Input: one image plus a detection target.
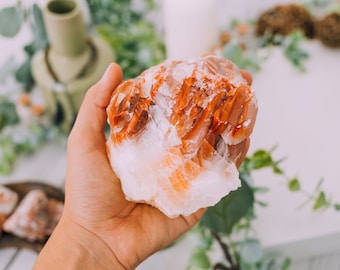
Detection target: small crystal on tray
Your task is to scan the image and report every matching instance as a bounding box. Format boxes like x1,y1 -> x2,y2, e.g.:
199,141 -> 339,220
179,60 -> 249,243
0,186 -> 19,235
3,190 -> 49,242
2,188 -> 64,242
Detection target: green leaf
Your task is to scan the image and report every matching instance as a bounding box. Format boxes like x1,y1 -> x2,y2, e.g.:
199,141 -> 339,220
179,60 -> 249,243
333,204 -> 340,211
15,58 -> 34,87
238,171 -> 254,186
0,138 -> 17,175
253,186 -> 270,194
32,4 -> 48,50
0,56 -> 16,83
273,165 -> 284,174
288,178 -> 301,192
187,248 -> 211,269
0,99 -> 19,131
281,257 -> 292,270
223,42 -> 243,64
223,42 -> 261,74
0,6 -> 23,37
201,179 -> 254,234
199,234 -> 213,250
256,200 -> 268,207
23,43 -> 36,57
313,191 -> 327,210
250,149 -> 274,170
283,30 -> 309,71
240,238 -> 263,264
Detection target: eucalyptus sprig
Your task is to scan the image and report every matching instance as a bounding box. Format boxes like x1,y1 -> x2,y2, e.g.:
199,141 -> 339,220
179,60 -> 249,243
0,1 -> 48,91
0,3 -> 23,38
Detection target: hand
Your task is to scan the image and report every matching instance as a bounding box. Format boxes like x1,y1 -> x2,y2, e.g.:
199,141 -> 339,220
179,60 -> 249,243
34,63 -> 205,270
34,63 -> 252,270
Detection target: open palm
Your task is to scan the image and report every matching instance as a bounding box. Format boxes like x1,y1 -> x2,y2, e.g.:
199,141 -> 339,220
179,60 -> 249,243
64,63 -> 205,269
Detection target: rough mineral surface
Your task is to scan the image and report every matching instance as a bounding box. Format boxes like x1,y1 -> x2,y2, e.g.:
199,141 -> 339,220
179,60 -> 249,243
0,186 -> 19,216
0,186 -> 19,234
106,54 -> 258,217
3,189 -> 49,241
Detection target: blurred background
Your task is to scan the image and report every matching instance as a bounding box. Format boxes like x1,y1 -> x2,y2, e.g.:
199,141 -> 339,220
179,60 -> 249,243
1,0 -> 340,269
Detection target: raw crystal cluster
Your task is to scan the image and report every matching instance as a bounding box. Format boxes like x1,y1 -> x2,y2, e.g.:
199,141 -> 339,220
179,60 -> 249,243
0,186 -> 19,234
106,54 -> 257,217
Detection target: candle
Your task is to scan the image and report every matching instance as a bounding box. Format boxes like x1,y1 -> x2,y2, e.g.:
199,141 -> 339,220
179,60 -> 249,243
163,0 -> 218,59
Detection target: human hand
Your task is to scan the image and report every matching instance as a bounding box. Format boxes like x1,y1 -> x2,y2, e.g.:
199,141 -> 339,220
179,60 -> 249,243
34,63 -> 205,270
34,63 -> 253,270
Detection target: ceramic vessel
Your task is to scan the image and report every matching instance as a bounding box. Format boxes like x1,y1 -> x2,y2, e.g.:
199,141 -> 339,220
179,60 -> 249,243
32,0 -> 115,132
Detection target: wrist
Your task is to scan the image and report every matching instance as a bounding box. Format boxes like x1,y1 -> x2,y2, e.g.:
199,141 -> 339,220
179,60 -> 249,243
34,216 -> 127,270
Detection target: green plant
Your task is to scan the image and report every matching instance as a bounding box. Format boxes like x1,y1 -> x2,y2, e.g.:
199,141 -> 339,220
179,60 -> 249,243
0,1 -> 53,175
86,0 -> 166,79
0,0 -> 166,174
222,41 -> 262,75
0,98 -> 20,131
186,147 -> 340,270
0,121 -> 62,175
0,1 -> 48,91
258,30 -> 309,72
218,20 -> 309,74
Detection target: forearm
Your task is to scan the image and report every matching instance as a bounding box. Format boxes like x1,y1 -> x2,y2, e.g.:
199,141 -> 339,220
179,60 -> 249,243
33,217 -> 126,270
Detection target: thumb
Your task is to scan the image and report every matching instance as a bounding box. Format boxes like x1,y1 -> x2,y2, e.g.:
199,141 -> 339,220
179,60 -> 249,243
69,63 -> 123,144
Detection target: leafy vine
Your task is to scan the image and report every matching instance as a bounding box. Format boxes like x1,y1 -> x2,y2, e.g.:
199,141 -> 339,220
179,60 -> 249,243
187,147 -> 340,270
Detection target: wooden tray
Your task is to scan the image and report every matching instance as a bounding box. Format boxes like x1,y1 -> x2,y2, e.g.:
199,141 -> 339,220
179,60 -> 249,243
0,181 -> 64,252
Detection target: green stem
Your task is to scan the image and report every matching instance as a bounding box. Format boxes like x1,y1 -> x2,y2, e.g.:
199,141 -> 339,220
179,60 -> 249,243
212,232 -> 236,268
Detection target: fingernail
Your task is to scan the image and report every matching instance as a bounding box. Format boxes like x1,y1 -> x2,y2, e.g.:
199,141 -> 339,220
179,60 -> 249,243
101,63 -> 114,81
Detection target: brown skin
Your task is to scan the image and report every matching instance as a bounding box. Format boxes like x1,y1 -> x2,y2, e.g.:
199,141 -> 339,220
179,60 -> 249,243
34,63 -> 252,270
